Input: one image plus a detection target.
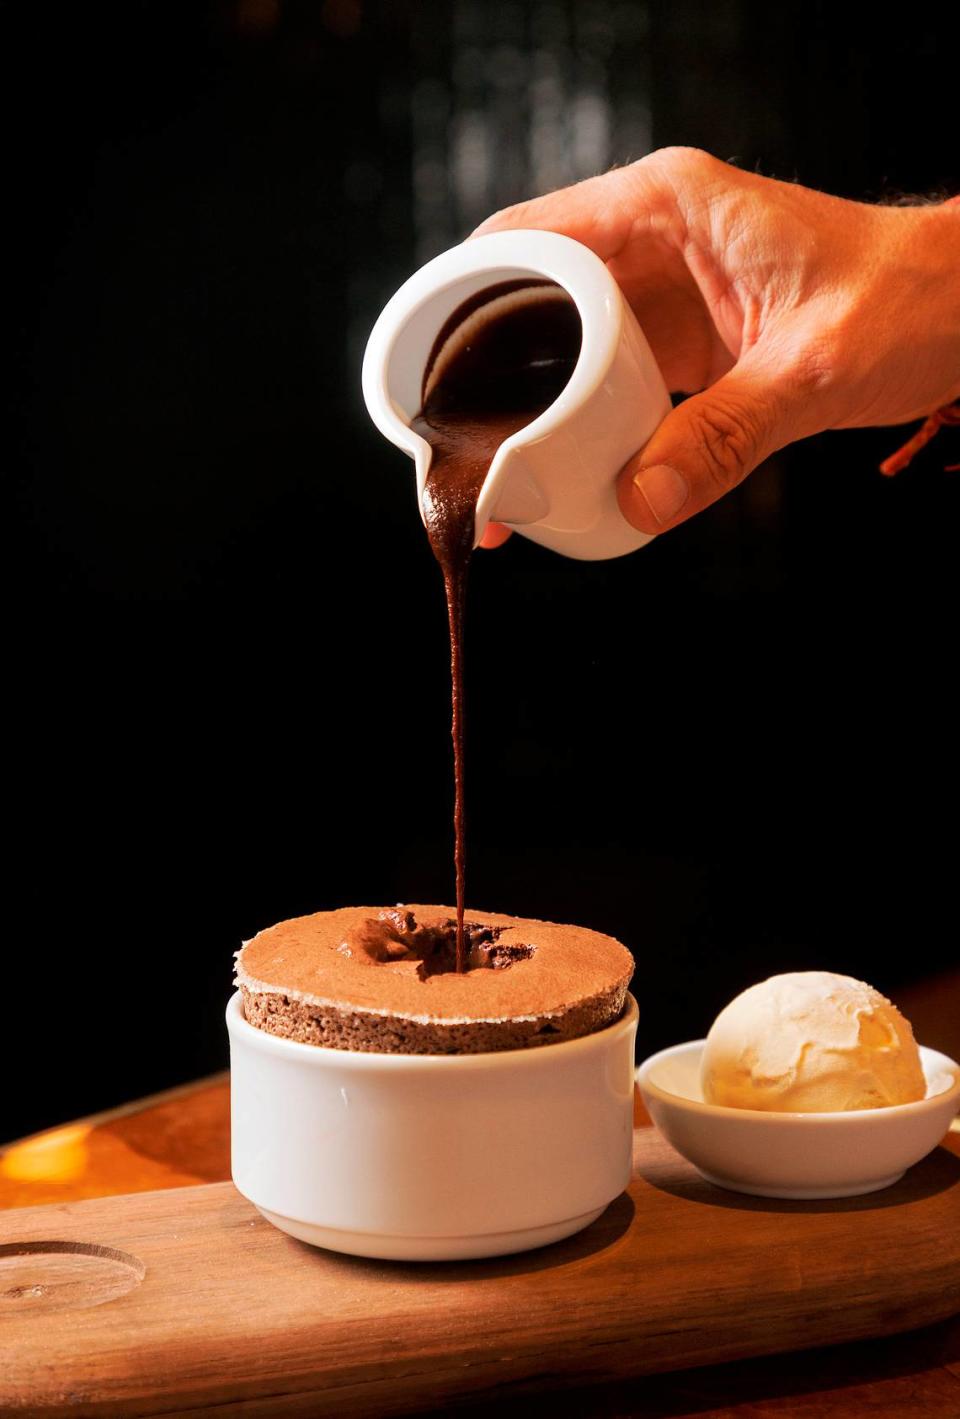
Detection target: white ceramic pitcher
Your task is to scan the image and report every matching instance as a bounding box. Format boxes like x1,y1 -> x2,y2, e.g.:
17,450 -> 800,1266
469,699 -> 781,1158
361,229 -> 671,560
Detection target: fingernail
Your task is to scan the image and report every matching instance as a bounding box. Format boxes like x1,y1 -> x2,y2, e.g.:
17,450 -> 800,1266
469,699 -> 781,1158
632,464 -> 689,527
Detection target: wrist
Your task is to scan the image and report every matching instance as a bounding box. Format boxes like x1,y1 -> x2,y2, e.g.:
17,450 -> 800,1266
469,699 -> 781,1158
874,200 -> 960,471
912,201 -> 960,404
872,200 -> 960,412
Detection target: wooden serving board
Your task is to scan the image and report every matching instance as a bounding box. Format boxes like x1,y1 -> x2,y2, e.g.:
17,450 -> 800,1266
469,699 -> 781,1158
3,1129 -> 959,1418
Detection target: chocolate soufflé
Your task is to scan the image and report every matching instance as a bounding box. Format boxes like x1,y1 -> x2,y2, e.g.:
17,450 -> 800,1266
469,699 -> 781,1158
235,904 -> 634,1055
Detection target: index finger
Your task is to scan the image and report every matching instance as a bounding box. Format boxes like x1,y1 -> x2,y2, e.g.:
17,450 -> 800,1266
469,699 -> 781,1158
470,162 -> 658,264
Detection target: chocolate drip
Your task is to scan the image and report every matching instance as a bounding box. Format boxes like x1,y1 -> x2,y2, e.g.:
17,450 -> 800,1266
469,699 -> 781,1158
411,281 -> 581,971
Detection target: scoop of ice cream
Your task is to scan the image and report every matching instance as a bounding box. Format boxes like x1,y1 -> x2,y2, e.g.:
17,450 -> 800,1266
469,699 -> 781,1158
701,971 -> 927,1112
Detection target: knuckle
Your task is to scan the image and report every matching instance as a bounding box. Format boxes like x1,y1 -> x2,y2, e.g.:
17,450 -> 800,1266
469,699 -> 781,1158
691,397 -> 764,491
641,148 -> 740,230
648,145 -> 715,178
791,338 -> 838,397
771,315 -> 850,416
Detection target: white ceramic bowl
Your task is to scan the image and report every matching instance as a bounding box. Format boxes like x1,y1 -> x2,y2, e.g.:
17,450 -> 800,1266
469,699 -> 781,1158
637,1039 -> 960,1199
228,992 -> 637,1261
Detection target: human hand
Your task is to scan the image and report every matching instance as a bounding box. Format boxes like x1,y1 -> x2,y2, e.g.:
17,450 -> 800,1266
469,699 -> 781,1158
473,148 -> 960,539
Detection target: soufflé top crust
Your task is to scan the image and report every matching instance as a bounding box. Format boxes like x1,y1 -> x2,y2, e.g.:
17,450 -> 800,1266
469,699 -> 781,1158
235,904 -> 634,1055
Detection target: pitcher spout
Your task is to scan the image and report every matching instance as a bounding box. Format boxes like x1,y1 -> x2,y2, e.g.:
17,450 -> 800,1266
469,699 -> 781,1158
475,446 -> 551,544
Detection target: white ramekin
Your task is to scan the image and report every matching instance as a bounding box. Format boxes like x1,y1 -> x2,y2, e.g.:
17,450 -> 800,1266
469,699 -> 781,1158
637,1039 -> 960,1199
227,991 -> 638,1261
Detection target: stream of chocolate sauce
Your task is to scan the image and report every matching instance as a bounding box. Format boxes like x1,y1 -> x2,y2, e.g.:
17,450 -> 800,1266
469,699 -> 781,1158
410,280 -> 581,971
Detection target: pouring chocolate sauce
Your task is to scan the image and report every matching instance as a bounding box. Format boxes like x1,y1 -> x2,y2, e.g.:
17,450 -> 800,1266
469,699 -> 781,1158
411,281 -> 581,970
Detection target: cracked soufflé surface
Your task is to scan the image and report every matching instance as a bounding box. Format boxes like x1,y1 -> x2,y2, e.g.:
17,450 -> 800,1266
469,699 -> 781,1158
235,904 -> 634,1054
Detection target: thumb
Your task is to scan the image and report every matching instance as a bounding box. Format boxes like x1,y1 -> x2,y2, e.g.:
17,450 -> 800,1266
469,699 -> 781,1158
617,360 -> 800,535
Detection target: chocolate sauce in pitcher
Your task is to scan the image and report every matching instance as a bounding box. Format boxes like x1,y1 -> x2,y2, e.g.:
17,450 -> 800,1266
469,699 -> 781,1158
410,281 -> 581,970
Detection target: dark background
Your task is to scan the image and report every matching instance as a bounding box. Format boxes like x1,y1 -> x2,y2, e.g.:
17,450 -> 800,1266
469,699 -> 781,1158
5,1 -> 958,1142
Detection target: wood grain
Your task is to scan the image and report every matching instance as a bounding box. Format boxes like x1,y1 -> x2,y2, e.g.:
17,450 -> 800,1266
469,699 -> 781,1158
0,1074 -> 231,1210
3,1129 -> 959,1418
